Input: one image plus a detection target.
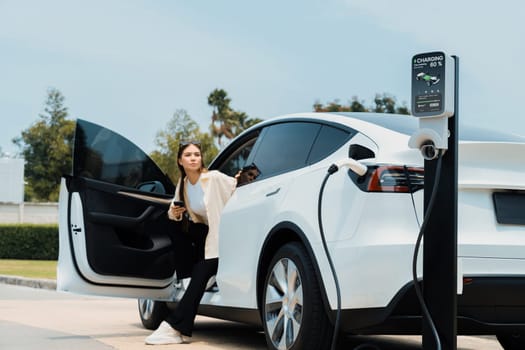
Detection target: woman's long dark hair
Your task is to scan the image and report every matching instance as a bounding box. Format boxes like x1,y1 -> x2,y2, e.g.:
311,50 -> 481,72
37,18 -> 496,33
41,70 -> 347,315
176,142 -> 206,232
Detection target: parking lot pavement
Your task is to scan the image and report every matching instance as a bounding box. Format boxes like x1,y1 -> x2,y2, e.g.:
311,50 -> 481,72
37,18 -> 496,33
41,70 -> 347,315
0,320 -> 114,350
0,283 -> 268,350
0,279 -> 503,349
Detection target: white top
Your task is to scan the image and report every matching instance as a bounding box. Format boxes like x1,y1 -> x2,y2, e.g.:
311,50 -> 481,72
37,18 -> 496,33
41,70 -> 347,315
186,179 -> 207,218
170,170 -> 237,259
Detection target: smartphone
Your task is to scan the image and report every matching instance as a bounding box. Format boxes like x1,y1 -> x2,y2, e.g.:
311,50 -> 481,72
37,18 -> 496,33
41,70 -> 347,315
172,200 -> 185,207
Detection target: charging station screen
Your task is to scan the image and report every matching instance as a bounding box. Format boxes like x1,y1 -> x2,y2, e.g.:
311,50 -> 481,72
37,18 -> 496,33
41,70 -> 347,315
415,93 -> 442,114
412,52 -> 448,117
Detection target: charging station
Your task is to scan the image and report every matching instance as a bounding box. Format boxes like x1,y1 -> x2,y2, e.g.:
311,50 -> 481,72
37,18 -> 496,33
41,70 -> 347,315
409,52 -> 459,350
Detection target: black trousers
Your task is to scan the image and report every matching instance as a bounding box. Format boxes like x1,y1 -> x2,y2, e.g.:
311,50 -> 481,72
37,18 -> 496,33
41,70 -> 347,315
165,258 -> 218,336
165,222 -> 218,336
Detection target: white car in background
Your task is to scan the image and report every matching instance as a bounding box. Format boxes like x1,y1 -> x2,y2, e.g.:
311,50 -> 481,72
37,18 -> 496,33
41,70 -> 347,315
58,112 -> 525,350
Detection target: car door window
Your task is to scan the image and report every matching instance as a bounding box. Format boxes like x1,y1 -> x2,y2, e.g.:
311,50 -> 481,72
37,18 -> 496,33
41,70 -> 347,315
73,119 -> 174,193
216,138 -> 258,177
251,122 -> 321,179
307,125 -> 352,164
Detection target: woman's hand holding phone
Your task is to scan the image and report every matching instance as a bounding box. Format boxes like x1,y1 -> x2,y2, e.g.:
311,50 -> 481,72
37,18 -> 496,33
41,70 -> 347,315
168,200 -> 186,220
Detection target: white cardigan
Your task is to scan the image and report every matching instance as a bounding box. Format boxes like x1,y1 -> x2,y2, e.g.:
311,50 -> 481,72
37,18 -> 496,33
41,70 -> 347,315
170,170 -> 237,259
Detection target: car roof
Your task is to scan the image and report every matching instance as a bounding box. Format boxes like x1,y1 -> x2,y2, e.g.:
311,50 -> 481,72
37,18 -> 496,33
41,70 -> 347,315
260,112 -> 525,144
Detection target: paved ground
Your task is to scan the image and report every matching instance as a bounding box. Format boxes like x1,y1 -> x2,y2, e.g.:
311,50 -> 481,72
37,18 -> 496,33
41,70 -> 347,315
0,282 -> 266,349
0,320 -> 114,350
0,276 -> 504,349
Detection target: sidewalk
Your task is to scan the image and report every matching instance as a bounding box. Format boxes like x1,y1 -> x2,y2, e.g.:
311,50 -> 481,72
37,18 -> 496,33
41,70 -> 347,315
0,274 -> 56,290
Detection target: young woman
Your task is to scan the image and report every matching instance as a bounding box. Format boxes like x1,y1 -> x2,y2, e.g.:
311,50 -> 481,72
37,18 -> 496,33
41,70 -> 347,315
145,141 -> 238,345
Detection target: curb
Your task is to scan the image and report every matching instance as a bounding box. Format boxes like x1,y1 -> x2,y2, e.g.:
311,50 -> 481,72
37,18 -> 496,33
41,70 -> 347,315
0,274 -> 56,290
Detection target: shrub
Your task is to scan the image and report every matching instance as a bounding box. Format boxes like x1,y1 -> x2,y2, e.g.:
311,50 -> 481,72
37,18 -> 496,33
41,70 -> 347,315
0,224 -> 58,260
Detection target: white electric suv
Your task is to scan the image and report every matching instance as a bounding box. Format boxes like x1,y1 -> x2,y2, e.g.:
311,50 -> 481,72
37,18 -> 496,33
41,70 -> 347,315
58,112 -> 525,350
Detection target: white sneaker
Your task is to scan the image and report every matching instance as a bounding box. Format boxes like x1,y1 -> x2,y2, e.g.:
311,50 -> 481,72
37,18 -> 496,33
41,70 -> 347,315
145,321 -> 184,345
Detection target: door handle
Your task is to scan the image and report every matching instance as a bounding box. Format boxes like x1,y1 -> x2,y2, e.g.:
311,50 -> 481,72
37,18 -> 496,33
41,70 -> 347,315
266,188 -> 281,197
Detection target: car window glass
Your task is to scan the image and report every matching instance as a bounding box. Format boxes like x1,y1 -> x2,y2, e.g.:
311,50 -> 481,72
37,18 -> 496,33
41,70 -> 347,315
217,138 -> 258,177
252,122 -> 321,179
73,119 -> 174,193
308,125 -> 351,164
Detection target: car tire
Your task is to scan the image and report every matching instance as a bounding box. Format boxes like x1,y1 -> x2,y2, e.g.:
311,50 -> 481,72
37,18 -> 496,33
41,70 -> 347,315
138,298 -> 168,330
497,333 -> 525,350
262,242 -> 333,350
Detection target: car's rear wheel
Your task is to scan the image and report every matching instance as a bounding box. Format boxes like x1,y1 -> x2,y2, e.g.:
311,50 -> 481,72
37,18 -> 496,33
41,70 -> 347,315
497,333 -> 525,350
138,298 -> 168,330
262,242 -> 332,350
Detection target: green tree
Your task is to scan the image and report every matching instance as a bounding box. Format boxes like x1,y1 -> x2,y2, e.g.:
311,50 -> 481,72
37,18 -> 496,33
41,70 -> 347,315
227,110 -> 263,138
373,94 -> 396,113
350,97 -> 368,112
208,88 -> 262,145
235,110 -> 263,131
314,97 -> 367,112
313,94 -> 409,115
395,104 -> 410,115
372,93 -> 410,114
13,88 -> 75,201
150,109 -> 218,183
208,88 -> 235,145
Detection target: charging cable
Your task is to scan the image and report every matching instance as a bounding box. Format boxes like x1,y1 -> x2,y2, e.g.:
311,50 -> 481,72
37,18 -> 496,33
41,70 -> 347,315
318,160 -> 367,350
409,150 -> 444,350
403,165 -> 421,228
318,166 -> 342,350
318,153 -> 443,350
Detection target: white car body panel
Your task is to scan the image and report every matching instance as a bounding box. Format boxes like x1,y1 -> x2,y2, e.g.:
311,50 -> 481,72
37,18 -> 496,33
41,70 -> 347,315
459,142 -> 525,190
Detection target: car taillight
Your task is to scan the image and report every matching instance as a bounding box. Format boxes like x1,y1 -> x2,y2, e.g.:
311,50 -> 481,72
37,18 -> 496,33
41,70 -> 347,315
367,165 -> 424,193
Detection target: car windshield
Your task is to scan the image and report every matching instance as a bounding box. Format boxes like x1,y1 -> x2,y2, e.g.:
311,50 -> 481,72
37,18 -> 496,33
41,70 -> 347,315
339,113 -> 525,143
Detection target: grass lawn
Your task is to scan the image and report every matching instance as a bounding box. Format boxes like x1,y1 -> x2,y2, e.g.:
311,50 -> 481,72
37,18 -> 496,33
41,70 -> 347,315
0,259 -> 57,279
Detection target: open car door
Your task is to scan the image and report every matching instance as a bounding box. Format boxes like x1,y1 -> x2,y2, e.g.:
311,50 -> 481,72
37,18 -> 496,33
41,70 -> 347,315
58,119 -> 184,300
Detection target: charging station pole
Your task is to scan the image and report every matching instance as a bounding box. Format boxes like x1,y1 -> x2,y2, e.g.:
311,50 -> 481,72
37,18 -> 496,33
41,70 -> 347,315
409,52 -> 459,350
422,56 -> 458,350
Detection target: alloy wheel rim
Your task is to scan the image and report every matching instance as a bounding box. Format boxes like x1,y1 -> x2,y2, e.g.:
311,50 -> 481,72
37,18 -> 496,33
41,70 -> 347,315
139,298 -> 154,319
264,258 -> 303,350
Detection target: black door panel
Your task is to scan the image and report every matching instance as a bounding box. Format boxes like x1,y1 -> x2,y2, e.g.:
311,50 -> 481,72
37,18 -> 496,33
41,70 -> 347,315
72,177 -> 176,280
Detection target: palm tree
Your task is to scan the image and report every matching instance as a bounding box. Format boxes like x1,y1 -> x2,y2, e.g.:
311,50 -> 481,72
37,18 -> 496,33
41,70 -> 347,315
208,89 -> 235,145
208,88 -> 263,145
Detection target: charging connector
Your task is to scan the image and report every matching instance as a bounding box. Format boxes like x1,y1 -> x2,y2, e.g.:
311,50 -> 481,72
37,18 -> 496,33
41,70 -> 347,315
329,158 -> 368,176
420,141 -> 439,161
408,118 -> 449,160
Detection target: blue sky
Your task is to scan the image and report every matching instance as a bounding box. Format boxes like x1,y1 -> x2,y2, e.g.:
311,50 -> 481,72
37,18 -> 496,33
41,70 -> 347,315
1,0 -> 524,156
